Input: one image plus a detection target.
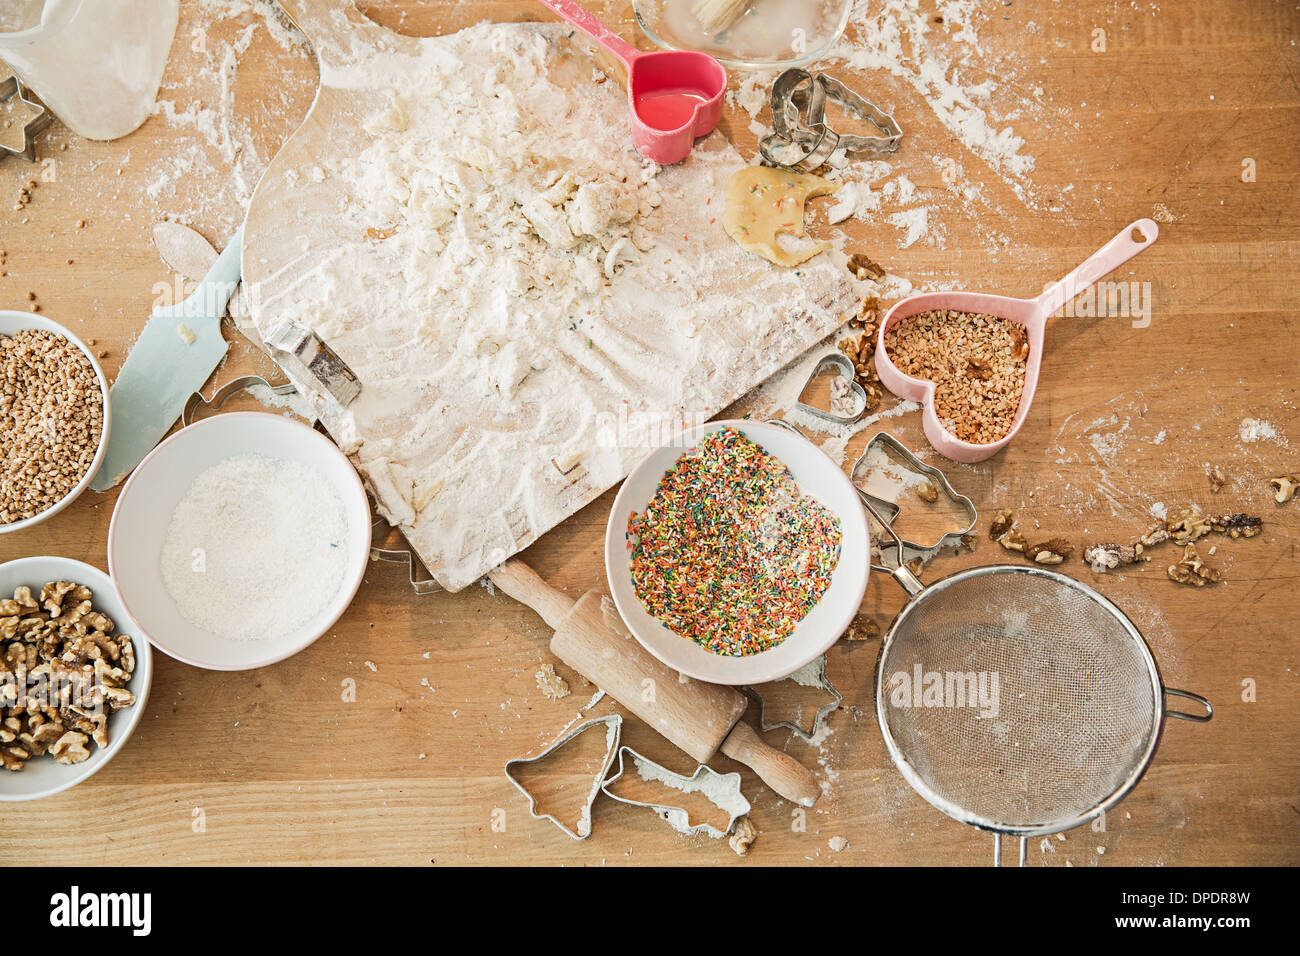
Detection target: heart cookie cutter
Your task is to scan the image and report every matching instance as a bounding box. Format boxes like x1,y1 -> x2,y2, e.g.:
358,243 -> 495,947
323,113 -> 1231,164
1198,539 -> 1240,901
795,352 -> 869,427
0,74 -> 52,163
875,219 -> 1159,463
849,432 -> 977,552
600,746 -> 750,839
505,714 -> 623,840
760,68 -> 903,172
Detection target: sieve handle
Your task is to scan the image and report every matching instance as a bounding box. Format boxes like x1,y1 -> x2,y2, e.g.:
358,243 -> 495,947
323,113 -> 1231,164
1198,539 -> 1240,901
1165,687 -> 1213,722
858,491 -> 926,595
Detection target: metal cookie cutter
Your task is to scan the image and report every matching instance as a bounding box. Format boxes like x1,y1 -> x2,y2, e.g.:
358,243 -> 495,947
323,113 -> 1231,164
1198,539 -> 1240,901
264,318 -> 362,408
504,714 -> 622,841
745,654 -> 842,743
0,75 -> 52,163
795,352 -> 869,427
369,520 -> 444,595
182,375 -> 301,426
760,68 -> 903,173
601,746 -> 750,839
850,432 -> 977,552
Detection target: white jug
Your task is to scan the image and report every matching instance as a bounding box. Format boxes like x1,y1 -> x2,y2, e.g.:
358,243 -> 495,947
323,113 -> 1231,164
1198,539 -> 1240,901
0,0 -> 179,141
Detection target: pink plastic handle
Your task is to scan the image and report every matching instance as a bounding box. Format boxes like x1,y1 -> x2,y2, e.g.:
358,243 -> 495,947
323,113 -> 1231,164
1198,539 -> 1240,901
536,0 -> 640,68
1035,218 -> 1159,316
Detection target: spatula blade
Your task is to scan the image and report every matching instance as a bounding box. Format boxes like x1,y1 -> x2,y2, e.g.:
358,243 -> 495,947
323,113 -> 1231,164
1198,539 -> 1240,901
90,228 -> 243,491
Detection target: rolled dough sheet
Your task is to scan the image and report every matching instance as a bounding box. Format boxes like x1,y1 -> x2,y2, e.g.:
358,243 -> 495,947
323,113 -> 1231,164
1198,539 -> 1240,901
244,21 -> 858,591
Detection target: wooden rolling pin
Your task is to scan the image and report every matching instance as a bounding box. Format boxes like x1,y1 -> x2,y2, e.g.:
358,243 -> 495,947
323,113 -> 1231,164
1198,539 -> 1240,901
489,560 -> 821,807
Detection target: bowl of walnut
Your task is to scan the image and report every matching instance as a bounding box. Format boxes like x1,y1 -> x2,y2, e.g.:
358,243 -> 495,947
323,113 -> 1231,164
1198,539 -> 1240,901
0,556 -> 151,801
0,310 -> 111,534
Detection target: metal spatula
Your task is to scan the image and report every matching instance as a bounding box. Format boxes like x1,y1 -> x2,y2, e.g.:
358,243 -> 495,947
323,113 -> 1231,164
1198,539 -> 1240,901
90,228 -> 243,491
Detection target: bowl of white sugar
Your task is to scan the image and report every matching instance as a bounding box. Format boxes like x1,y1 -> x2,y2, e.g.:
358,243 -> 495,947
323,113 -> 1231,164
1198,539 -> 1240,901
107,412 -> 371,670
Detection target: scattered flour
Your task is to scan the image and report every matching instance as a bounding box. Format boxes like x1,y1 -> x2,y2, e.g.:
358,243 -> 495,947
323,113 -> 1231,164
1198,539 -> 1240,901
1238,418 -> 1280,444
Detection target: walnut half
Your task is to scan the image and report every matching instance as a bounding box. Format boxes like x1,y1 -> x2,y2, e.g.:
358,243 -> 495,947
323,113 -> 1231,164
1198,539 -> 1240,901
1026,539 -> 1074,565
1168,544 -> 1221,588
1270,475 -> 1299,504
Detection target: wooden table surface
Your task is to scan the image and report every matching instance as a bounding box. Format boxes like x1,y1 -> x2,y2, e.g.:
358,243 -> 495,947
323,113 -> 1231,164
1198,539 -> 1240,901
1,0 -> 1296,866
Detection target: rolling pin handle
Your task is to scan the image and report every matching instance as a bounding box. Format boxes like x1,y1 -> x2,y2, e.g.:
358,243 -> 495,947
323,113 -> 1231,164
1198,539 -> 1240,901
719,720 -> 821,807
488,560 -> 576,631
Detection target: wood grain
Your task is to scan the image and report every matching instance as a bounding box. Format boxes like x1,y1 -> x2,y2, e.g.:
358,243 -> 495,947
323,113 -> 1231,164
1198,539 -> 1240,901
0,0 -> 1297,866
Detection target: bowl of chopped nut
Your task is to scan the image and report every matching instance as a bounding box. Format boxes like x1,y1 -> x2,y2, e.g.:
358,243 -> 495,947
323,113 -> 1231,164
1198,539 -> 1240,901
0,556 -> 151,801
0,311 -> 111,534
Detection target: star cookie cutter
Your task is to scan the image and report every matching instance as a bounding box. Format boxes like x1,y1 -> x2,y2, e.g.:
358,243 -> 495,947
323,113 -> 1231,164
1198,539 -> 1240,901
796,351 -> 869,427
0,75 -> 52,163
745,654 -> 842,742
850,431 -> 978,552
504,714 -> 622,841
760,68 -> 903,173
600,746 -> 750,839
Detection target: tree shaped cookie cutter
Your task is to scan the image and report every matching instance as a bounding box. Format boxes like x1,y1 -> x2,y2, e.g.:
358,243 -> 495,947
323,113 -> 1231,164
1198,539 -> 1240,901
504,714 -> 623,840
759,68 -> 903,173
850,431 -> 978,552
0,75 -> 52,163
600,746 -> 750,839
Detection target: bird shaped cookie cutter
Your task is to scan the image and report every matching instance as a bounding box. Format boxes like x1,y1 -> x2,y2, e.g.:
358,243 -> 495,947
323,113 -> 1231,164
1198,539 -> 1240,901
759,68 -> 903,173
600,746 -> 750,839
0,74 -> 52,163
850,431 -> 978,552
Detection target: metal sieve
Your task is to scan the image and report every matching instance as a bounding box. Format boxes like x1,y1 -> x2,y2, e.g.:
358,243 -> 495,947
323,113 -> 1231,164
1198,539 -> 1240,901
861,496 -> 1212,866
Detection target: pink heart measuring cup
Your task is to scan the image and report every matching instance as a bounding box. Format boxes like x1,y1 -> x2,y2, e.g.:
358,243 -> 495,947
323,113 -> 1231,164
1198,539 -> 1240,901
537,0 -> 727,164
875,218 -> 1160,463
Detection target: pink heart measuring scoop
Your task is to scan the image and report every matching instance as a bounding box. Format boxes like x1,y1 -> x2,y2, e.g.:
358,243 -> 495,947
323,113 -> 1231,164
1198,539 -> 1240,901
537,0 -> 727,164
875,218 -> 1160,463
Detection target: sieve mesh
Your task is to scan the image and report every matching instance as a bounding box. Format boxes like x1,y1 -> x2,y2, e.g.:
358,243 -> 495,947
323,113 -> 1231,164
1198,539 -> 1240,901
877,567 -> 1161,832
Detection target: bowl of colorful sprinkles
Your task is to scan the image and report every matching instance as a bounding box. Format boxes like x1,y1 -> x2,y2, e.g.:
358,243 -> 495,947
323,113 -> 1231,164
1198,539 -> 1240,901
606,421 -> 870,685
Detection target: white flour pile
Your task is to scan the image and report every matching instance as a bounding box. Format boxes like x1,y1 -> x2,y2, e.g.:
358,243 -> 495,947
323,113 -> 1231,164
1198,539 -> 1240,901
160,454 -> 349,641
248,21 -> 857,591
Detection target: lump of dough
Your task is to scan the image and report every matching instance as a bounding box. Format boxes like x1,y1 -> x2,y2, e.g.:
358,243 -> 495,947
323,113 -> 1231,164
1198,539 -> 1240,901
723,166 -> 839,267
568,180 -> 637,238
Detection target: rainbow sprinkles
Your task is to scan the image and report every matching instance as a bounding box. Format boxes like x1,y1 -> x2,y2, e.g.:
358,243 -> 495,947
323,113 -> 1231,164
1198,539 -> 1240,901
627,427 -> 842,657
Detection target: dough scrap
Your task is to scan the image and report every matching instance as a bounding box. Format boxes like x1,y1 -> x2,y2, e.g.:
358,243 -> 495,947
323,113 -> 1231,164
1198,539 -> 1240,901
723,167 -> 839,267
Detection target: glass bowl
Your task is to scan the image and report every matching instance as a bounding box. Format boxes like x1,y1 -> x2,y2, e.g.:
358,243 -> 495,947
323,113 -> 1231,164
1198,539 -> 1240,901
634,0 -> 854,70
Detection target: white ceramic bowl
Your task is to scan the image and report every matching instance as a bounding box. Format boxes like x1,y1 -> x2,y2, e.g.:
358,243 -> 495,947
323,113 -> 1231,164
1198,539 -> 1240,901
0,311 -> 111,534
108,412 -> 372,670
605,419 -> 870,685
0,557 -> 152,802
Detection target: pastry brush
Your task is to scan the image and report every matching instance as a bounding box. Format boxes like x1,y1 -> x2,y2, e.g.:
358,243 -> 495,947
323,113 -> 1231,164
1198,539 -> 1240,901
692,0 -> 757,35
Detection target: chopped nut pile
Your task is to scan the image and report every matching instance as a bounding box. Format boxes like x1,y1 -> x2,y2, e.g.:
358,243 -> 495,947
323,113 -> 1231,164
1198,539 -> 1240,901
0,581 -> 138,770
882,310 -> 1028,445
1,330 -> 104,524
835,296 -> 884,412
